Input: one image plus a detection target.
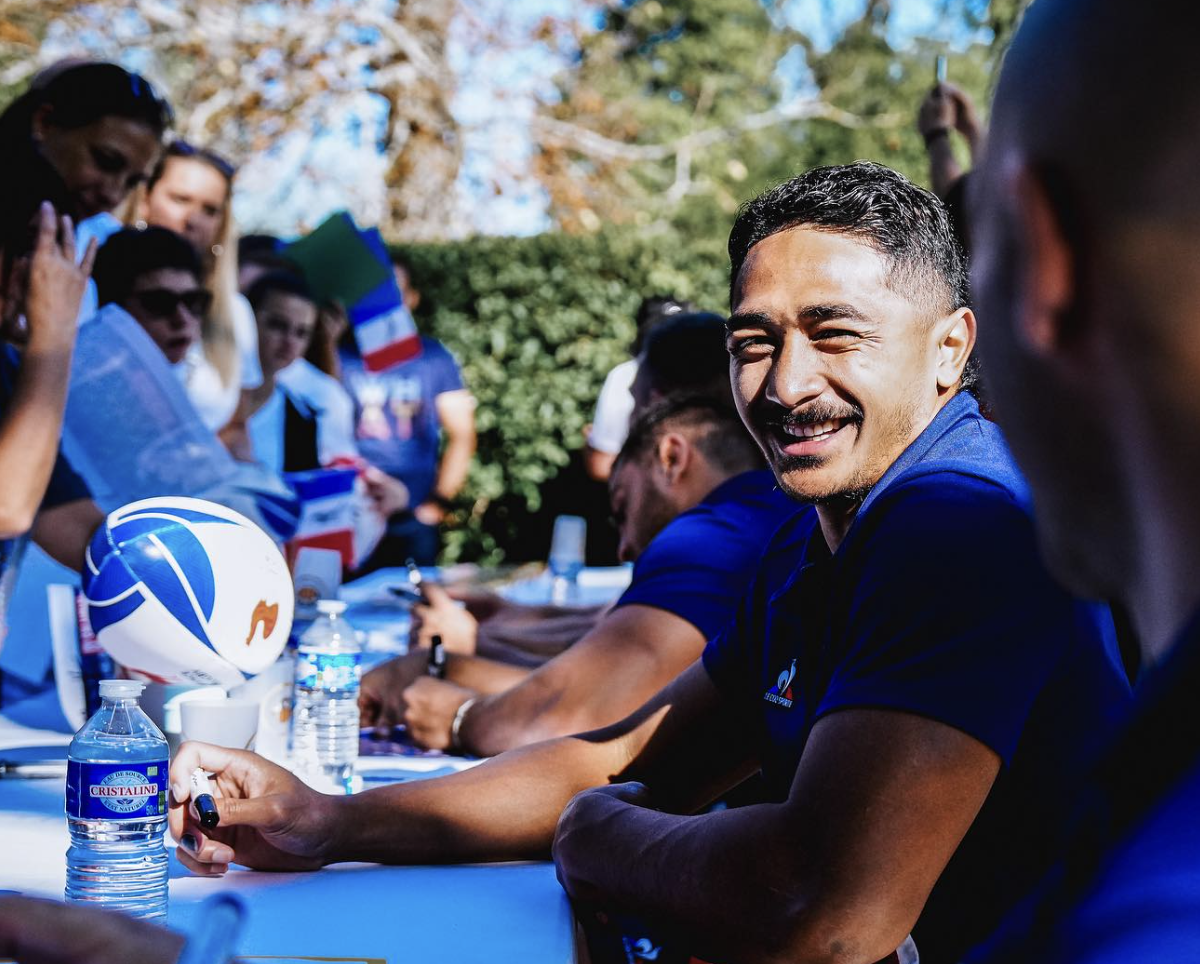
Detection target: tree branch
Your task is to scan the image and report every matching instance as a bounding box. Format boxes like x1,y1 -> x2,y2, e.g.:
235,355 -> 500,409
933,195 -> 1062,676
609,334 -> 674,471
531,97 -> 883,164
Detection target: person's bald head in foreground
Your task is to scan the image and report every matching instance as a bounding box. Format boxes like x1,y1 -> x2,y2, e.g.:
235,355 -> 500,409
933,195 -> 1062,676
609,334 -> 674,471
972,0 -> 1200,658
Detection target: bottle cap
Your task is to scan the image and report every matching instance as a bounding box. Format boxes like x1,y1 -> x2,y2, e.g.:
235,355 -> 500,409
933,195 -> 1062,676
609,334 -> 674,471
316,599 -> 348,616
99,679 -> 146,699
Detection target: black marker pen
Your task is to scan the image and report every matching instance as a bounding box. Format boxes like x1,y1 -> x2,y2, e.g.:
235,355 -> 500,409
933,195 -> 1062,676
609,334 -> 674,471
190,768 -> 220,830
427,634 -> 447,679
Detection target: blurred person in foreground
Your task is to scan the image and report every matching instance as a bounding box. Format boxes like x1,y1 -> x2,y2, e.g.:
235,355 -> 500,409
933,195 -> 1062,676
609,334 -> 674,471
362,395 -> 796,754
964,0 -> 1200,960
136,141 -> 262,431
339,252 -> 475,567
400,310 -> 737,668
584,295 -> 693,482
167,163 -> 1130,964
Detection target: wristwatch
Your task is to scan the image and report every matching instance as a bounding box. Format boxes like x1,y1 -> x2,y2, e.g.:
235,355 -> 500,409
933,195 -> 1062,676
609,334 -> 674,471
450,696 -> 478,752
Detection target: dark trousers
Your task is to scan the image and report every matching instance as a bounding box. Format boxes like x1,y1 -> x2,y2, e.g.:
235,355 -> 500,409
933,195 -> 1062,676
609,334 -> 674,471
357,512 -> 440,572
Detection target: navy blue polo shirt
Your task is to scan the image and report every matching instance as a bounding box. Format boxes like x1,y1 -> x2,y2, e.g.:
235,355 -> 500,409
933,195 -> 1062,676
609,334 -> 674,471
702,392 -> 1132,964
614,469 -> 798,640
970,612 -> 1200,964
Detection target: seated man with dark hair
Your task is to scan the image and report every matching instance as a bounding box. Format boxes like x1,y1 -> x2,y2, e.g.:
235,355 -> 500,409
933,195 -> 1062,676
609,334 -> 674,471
361,394 -> 797,754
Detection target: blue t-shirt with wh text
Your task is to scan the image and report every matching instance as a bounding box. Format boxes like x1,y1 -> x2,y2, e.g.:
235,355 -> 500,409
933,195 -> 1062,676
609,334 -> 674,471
339,337 -> 465,510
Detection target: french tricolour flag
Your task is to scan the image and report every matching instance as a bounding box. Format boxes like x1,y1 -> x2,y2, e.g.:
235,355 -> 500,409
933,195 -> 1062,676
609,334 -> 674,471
284,467 -> 359,568
352,227 -> 422,372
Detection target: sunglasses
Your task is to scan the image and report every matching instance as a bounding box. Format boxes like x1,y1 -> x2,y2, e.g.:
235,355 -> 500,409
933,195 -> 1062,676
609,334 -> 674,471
127,287 -> 212,318
167,140 -> 236,180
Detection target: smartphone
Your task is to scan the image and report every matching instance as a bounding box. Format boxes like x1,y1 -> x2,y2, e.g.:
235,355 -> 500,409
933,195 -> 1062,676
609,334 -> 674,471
935,55 -> 948,84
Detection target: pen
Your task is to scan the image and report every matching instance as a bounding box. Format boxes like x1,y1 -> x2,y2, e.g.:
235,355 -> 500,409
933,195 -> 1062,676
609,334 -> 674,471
427,633 -> 447,679
190,767 -> 220,830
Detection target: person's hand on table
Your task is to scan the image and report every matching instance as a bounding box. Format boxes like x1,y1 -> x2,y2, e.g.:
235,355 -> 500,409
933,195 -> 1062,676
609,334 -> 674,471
411,582 -> 478,654
168,742 -> 341,875
400,676 -> 476,751
552,781 -> 655,903
359,649 -> 430,731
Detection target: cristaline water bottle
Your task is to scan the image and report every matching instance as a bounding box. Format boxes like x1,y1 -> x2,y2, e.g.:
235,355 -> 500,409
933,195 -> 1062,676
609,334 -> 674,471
65,679 -> 169,921
291,599 -> 361,793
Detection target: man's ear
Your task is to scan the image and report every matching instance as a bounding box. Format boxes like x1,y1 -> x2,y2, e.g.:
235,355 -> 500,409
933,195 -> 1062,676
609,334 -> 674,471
655,432 -> 691,486
30,104 -> 54,146
935,307 -> 976,391
1011,161 -> 1077,356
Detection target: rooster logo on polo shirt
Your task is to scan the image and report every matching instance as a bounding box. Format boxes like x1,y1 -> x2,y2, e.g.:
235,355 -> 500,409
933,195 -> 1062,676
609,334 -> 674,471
763,658 -> 797,709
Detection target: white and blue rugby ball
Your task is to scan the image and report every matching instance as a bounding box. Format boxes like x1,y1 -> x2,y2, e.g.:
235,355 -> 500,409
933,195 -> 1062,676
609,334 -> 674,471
82,497 -> 295,690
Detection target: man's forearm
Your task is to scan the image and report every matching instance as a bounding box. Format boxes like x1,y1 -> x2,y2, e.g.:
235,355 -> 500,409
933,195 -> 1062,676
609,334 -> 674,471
561,800 -> 814,964
446,652 -> 532,695
328,734 -> 622,864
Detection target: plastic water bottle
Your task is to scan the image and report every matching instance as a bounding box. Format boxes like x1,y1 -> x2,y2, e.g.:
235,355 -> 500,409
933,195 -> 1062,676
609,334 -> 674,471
65,679 -> 169,921
549,514 -> 587,604
291,599 -> 361,793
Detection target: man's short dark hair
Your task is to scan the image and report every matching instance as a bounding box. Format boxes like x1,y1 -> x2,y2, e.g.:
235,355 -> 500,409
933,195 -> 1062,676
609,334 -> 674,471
615,395 -> 764,478
729,161 -> 969,313
93,227 -> 202,307
728,161 -> 975,391
247,271 -> 315,313
640,311 -> 732,406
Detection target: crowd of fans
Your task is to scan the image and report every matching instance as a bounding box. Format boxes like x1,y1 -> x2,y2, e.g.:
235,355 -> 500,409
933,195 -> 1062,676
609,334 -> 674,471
2,0 -> 1199,960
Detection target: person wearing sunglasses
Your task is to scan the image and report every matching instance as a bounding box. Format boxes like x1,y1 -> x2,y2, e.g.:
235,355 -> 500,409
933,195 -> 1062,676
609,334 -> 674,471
134,141 -> 262,433
91,227 -> 207,368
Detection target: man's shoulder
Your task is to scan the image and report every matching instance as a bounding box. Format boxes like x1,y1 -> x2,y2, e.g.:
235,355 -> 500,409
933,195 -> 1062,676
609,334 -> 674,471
853,464 -> 1030,557
656,472 -> 799,552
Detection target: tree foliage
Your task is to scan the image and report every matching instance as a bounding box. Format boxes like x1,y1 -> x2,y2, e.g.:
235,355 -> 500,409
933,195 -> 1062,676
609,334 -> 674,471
533,0 -> 1032,240
396,226 -> 729,563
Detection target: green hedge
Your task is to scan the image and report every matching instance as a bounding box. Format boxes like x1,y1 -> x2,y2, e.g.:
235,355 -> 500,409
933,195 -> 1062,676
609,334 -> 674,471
393,228 -> 730,564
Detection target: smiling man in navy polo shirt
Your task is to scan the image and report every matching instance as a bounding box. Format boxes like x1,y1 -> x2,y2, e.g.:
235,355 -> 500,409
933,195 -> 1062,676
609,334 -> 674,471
169,163 -> 1129,964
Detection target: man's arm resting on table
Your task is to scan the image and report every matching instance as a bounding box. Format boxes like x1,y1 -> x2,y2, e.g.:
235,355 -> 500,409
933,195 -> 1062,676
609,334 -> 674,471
172,660 -> 754,870
554,704 -> 1001,964
457,604 -> 706,757
32,499 -> 105,571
